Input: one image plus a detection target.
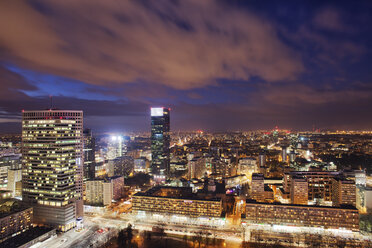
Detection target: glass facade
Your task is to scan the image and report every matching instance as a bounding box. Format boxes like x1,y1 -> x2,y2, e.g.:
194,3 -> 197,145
83,128 -> 95,180
150,107 -> 170,179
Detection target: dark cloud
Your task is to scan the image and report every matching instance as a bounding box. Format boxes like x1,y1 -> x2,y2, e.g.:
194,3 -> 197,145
0,0 -> 303,89
0,1 -> 371,133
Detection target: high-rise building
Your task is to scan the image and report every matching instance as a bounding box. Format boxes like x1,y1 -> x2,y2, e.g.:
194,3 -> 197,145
134,158 -> 147,174
85,176 -> 124,206
150,107 -> 170,182
332,177 -> 356,207
0,155 -> 21,189
107,135 -> 126,160
22,110 -> 83,231
258,153 -> 266,168
187,157 -> 207,180
356,186 -> 372,213
250,173 -> 265,202
290,175 -> 308,205
83,129 -> 95,180
238,157 -> 257,178
281,146 -> 287,163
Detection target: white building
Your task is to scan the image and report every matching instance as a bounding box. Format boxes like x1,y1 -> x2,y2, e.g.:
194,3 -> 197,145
238,157 -> 257,179
356,186 -> 372,214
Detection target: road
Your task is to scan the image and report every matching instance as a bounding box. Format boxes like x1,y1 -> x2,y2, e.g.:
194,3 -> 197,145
30,209 -> 372,248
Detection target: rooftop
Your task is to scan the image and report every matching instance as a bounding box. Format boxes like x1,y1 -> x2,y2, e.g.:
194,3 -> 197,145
134,186 -> 221,202
245,199 -> 358,210
0,199 -> 32,219
0,227 -> 55,247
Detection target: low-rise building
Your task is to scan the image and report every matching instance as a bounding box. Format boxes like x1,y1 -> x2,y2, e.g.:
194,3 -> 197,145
244,200 -> 359,232
132,186 -> 222,218
0,199 -> 33,241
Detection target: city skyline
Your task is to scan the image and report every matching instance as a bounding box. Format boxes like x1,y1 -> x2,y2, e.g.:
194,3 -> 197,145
0,1 -> 372,133
1,1 -> 372,247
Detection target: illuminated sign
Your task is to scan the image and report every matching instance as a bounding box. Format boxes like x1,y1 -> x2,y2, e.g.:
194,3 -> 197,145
151,107 -> 163,116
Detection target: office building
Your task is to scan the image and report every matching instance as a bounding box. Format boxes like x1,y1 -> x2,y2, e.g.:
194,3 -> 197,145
7,167 -> 22,197
281,146 -> 287,163
107,135 -> 125,160
284,171 -> 340,201
134,158 -> 147,174
85,180 -> 103,206
187,157 -> 207,180
83,129 -> 95,180
238,157 -> 257,178
85,176 -> 124,206
332,177 -> 356,207
356,186 -> 372,213
290,176 -> 308,205
108,156 -> 134,177
250,173 -> 265,202
150,107 -> 170,182
289,151 -> 296,163
22,110 -> 83,231
0,155 -> 21,189
258,153 -> 266,167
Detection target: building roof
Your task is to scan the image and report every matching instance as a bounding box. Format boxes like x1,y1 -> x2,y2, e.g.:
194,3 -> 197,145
245,199 -> 358,210
0,199 -> 32,219
134,186 -> 221,202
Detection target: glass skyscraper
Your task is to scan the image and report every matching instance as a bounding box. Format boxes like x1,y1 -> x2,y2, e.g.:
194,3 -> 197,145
150,107 -> 170,182
22,110 -> 84,231
83,128 -> 96,180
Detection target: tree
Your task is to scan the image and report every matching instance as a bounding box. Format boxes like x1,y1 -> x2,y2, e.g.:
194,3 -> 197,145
117,224 -> 135,247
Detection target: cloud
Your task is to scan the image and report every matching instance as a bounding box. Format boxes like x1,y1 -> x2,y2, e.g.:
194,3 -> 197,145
0,66 -> 37,100
0,0 -> 303,90
313,7 -> 345,32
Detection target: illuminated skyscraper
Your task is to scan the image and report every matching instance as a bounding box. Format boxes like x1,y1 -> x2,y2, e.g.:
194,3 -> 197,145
150,107 -> 170,182
83,128 -> 95,180
22,110 -> 84,231
107,135 -> 125,160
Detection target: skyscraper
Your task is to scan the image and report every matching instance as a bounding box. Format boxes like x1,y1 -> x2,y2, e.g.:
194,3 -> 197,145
22,110 -> 84,231
83,128 -> 95,180
150,107 -> 170,182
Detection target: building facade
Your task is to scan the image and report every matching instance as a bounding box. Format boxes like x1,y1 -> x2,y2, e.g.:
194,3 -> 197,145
132,187 -> 222,218
250,173 -> 265,202
332,177 -> 356,207
83,128 -> 95,180
290,176 -> 308,205
0,200 -> 33,240
244,201 -> 359,232
150,107 -> 170,181
284,171 -> 340,201
85,176 -> 124,206
22,110 -> 83,231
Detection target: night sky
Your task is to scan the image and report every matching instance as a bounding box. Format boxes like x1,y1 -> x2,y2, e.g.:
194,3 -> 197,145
0,0 -> 372,133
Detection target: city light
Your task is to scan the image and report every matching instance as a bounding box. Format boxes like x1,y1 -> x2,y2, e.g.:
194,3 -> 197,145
1,1 -> 372,247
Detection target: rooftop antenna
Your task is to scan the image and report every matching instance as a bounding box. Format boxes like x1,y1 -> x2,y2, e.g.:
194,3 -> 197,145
49,95 -> 53,110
